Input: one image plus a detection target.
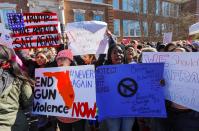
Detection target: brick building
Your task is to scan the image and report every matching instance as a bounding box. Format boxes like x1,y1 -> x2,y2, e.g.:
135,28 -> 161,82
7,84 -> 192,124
0,0 -> 29,28
0,0 -> 196,42
181,0 -> 199,20
0,0 -> 29,13
176,0 -> 199,39
64,0 -> 113,32
112,0 -> 180,41
63,0 -> 182,42
0,0 -> 64,29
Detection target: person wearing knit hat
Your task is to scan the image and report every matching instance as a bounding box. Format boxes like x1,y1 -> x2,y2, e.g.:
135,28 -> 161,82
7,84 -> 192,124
55,49 -> 85,131
56,49 -> 74,66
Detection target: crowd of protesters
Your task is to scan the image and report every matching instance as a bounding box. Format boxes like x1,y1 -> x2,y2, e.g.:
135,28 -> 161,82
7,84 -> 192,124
0,29 -> 199,131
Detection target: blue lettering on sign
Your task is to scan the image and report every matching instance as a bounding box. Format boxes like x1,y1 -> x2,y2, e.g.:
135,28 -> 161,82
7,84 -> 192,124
70,69 -> 95,79
70,69 -> 94,88
72,79 -> 93,88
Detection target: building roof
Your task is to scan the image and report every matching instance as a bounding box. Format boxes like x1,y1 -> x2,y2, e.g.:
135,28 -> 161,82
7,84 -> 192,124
67,0 -> 112,6
167,0 -> 191,3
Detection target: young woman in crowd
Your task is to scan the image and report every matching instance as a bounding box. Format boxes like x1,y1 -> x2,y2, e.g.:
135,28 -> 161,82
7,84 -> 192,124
54,49 -> 86,131
164,43 -> 176,52
136,47 -> 158,131
0,45 -> 33,131
138,47 -> 157,63
151,44 -> 199,131
156,42 -> 166,52
125,44 -> 138,64
73,54 -> 102,131
34,50 -> 58,131
17,49 -> 53,78
17,49 -> 58,131
167,46 -> 199,131
103,44 -> 135,131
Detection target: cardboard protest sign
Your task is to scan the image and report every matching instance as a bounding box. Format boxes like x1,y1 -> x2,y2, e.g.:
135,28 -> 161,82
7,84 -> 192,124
95,63 -> 166,121
163,32 -> 172,44
189,22 -> 199,36
65,21 -> 108,55
7,13 -> 60,49
33,65 -> 97,120
189,23 -> 199,43
142,52 -> 199,112
0,23 -> 13,49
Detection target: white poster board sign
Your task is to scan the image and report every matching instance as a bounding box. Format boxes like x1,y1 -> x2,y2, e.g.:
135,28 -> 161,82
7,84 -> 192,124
65,21 -> 108,55
142,52 -> 199,111
163,32 -> 172,44
33,65 -> 97,120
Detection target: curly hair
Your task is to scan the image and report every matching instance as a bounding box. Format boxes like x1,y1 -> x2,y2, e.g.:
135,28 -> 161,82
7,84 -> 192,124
106,44 -> 126,65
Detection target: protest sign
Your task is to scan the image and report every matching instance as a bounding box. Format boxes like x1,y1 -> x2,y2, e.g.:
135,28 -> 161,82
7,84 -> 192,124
65,21 -> 108,55
163,32 -> 172,44
189,22 -> 199,36
33,65 -> 97,120
189,22 -> 199,43
7,12 -> 60,49
95,63 -> 166,121
142,52 -> 199,112
0,23 -> 13,49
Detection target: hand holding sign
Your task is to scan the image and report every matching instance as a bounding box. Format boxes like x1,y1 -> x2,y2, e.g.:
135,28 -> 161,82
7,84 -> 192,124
142,52 -> 199,112
96,64 -> 166,121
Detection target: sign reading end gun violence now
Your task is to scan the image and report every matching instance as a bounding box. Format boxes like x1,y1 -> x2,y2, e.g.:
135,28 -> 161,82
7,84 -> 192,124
33,65 -> 96,120
7,12 -> 60,49
96,63 -> 166,121
142,52 -> 199,112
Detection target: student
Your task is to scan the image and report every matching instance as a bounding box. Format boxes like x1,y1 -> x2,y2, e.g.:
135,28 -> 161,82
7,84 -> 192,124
125,44 -> 138,64
17,49 -> 56,78
164,43 -> 176,52
151,46 -> 199,131
0,45 -> 33,131
137,47 -> 158,131
22,50 -> 57,131
104,44 -> 135,131
55,49 -> 85,131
